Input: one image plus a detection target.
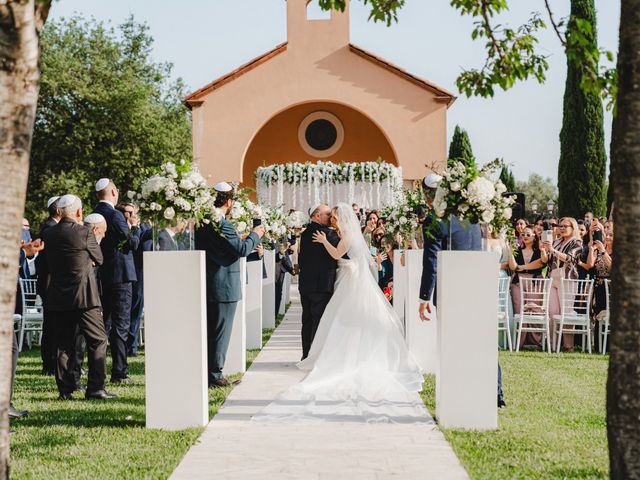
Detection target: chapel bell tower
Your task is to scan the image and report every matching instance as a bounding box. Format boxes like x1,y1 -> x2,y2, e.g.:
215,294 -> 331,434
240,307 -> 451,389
287,0 -> 350,50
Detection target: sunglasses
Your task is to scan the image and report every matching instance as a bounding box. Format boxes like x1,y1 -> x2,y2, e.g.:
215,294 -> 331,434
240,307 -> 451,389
522,233 -> 534,237
559,224 -> 572,229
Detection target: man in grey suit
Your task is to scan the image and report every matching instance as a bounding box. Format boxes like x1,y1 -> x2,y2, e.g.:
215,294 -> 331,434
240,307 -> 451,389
42,195 -> 115,400
195,183 -> 264,387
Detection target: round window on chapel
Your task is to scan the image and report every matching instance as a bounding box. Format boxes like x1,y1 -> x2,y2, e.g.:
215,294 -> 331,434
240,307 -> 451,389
298,112 -> 344,158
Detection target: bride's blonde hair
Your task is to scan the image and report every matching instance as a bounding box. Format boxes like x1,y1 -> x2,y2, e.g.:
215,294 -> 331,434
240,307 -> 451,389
331,207 -> 341,237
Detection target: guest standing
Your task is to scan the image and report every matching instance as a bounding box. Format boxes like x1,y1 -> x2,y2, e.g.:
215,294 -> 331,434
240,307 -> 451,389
92,179 -> 140,383
541,217 -> 583,350
195,183 -> 264,387
43,195 -> 114,400
508,225 -> 548,348
36,196 -> 61,375
275,243 -> 296,316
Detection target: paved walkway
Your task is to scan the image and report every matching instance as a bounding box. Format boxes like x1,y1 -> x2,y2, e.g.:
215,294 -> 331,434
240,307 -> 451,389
170,290 -> 469,480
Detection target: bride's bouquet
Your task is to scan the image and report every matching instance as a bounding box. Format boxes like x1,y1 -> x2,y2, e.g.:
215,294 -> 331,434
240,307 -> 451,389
433,158 -> 515,231
135,161 -> 215,227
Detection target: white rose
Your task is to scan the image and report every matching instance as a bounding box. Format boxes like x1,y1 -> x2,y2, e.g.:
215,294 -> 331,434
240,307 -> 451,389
150,202 -> 158,211
211,208 -> 223,222
179,179 -> 195,191
164,207 -> 175,220
481,210 -> 495,224
399,216 -> 407,225
127,190 -> 136,199
237,221 -> 247,233
450,181 -> 461,192
495,182 -> 507,194
504,207 -> 513,220
467,177 -> 496,204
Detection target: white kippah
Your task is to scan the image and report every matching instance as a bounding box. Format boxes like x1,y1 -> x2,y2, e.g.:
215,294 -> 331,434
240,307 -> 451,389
423,173 -> 443,189
95,178 -> 110,192
308,203 -> 322,216
213,182 -> 232,193
84,213 -> 105,225
57,194 -> 80,209
47,196 -> 60,208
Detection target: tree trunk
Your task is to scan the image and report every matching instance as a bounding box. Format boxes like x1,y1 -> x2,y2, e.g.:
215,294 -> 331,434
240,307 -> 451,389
0,1 -> 50,478
607,0 -> 640,478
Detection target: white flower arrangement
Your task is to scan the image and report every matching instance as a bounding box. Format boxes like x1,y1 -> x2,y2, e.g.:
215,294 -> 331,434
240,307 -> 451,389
136,161 -> 215,227
433,159 -> 516,231
380,186 -> 424,244
256,160 -> 401,186
286,210 -> 308,229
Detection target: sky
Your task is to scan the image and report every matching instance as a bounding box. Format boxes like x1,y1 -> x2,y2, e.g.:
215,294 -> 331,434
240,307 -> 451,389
48,0 -> 621,183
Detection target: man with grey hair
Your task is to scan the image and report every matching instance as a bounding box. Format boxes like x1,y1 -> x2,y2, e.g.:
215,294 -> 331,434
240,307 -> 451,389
42,194 -> 115,400
84,213 -> 107,244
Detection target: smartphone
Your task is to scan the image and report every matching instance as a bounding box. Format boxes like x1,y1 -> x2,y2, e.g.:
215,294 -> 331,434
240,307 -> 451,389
369,246 -> 377,256
592,230 -> 604,243
252,218 -> 262,228
542,230 -> 553,243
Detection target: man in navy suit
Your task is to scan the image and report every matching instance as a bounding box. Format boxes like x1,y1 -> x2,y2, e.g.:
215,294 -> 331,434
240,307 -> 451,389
195,183 -> 264,387
92,178 -> 141,383
418,174 -> 505,408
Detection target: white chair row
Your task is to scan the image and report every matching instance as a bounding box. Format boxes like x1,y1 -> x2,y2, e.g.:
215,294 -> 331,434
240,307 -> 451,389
16,278 -> 43,351
500,277 -> 598,354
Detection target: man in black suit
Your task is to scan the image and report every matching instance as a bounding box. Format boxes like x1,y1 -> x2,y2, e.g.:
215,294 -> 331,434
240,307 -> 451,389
36,196 -> 61,375
42,195 -> 115,400
298,204 -> 339,360
92,178 -> 141,383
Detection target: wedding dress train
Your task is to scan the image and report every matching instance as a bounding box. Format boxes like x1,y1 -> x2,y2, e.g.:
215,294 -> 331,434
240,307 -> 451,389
253,204 -> 431,424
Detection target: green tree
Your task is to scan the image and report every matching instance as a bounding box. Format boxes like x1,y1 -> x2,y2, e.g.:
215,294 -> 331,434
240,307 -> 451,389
27,16 -> 192,226
499,164 -> 516,192
516,173 -> 559,218
447,125 -> 475,168
557,0 -> 608,218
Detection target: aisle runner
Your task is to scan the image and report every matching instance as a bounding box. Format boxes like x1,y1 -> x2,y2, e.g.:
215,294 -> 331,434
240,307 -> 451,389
170,289 -> 469,480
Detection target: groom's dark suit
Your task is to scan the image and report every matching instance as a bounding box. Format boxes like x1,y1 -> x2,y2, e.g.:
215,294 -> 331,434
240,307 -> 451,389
298,221 -> 340,359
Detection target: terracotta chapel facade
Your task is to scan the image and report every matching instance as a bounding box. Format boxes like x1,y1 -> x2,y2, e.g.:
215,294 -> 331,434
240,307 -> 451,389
184,0 -> 456,190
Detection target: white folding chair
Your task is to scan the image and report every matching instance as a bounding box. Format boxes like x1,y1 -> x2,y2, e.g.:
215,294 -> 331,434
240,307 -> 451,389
600,279 -> 611,354
138,310 -> 145,347
554,278 -> 594,353
18,278 -> 44,351
13,314 -> 22,335
497,276 -> 513,351
516,278 -> 552,352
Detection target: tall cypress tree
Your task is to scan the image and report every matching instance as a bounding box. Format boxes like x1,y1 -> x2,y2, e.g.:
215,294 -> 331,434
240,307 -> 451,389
557,0 -> 607,217
499,164 -> 516,192
448,125 -> 475,168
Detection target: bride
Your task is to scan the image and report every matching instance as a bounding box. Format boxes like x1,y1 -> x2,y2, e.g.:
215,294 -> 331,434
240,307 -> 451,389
254,203 -> 430,424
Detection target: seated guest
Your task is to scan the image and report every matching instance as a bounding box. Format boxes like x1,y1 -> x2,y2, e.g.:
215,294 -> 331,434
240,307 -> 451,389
376,238 -> 398,301
508,225 -> 548,348
43,195 -> 115,400
372,227 -> 385,251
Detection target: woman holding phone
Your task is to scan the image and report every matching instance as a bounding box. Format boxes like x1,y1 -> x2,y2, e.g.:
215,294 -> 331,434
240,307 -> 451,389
541,217 -> 583,350
585,221 -> 612,350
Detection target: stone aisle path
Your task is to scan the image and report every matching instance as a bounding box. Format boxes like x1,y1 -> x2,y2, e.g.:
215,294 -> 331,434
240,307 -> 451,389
170,289 -> 469,480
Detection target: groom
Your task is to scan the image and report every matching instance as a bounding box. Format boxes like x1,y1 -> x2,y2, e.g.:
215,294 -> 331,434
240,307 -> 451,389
298,204 -> 339,360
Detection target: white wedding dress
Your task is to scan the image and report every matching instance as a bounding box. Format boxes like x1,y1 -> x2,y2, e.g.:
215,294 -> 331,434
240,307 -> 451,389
253,204 -> 431,424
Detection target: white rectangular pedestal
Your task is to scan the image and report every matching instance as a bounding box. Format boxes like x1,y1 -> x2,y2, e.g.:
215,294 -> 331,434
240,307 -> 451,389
223,259 -> 246,377
246,259 -> 263,350
278,272 -> 287,316
144,251 -> 208,430
262,250 -> 276,329
436,251 -> 498,430
405,249 -> 438,374
392,249 -> 407,332
283,273 -> 291,306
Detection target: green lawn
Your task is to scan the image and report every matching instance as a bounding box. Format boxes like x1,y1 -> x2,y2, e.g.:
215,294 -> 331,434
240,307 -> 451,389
421,351 -> 609,479
10,310 -> 286,480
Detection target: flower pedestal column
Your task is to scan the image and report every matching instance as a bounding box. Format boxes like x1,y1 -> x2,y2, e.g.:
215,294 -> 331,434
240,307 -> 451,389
262,250 -> 276,329
223,258 -> 247,377
404,249 -> 438,374
246,258 -> 263,350
436,251 -> 498,430
144,251 -> 208,430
